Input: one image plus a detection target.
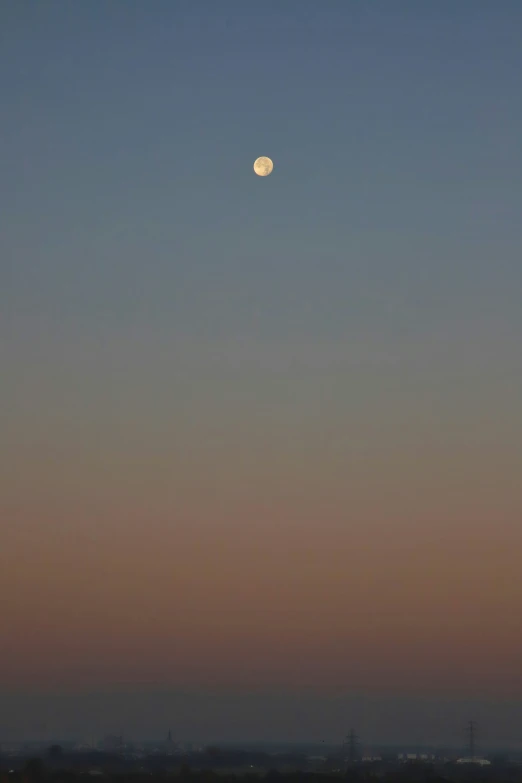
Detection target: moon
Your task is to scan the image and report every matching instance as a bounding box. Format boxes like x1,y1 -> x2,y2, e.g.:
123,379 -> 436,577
253,156 -> 273,177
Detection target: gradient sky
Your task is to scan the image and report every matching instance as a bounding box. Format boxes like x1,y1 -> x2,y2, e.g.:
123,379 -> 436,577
1,0 -> 522,744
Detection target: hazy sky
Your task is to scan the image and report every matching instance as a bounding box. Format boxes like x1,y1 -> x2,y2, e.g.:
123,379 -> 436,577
1,1 -> 521,744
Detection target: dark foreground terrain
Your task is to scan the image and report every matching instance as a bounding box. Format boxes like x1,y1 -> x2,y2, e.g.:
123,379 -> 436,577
3,752 -> 522,783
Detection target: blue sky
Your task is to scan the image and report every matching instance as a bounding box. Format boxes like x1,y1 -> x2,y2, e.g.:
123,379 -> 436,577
3,0 -> 521,346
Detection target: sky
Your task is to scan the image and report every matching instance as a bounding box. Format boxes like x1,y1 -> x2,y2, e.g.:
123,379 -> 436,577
1,0 -> 521,745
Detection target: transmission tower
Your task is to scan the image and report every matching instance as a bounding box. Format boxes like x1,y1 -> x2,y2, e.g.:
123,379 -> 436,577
466,720 -> 477,759
343,729 -> 361,764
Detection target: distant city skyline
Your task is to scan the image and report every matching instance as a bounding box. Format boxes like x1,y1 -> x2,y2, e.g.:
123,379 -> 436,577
1,689 -> 522,748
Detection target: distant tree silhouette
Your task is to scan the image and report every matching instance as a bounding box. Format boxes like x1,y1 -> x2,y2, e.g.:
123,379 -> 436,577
50,772 -> 75,783
24,758 -> 46,781
47,747 -> 63,760
198,770 -> 218,782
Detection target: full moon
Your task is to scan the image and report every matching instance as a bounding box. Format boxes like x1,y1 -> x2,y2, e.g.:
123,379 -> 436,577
253,156 -> 273,177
